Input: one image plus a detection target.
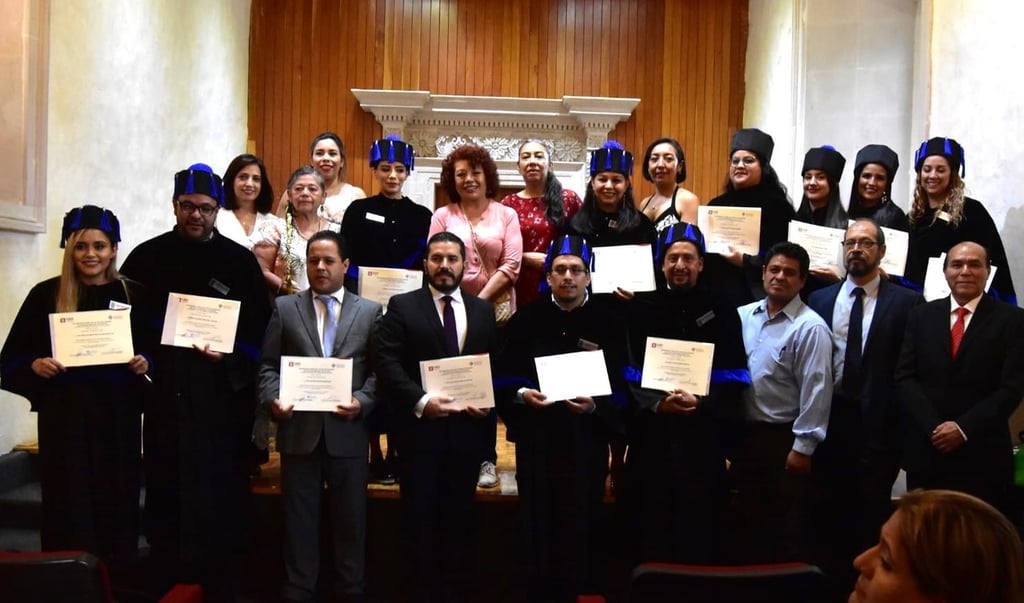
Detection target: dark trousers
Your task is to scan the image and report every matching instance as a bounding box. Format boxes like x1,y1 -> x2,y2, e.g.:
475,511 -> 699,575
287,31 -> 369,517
399,446 -> 480,603
726,421 -> 810,563
280,442 -> 368,601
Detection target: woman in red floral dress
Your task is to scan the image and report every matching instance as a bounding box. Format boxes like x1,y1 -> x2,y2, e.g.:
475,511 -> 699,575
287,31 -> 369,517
501,140 -> 583,306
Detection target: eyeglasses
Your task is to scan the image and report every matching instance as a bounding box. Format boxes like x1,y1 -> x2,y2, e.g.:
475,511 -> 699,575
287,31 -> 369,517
842,239 -> 878,249
176,201 -> 218,217
551,265 -> 588,276
730,156 -> 758,167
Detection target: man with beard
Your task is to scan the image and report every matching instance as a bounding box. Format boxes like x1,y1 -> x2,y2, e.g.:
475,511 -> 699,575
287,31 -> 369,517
496,235 -> 620,601
374,231 -> 499,603
808,218 -> 923,598
621,223 -> 750,564
735,242 -> 833,563
119,163 -> 271,599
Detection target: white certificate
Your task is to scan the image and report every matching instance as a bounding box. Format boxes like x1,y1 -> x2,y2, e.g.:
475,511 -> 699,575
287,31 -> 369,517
878,226 -> 909,277
698,206 -> 762,255
49,309 -> 134,367
787,221 -> 845,274
419,354 -> 495,410
160,292 -> 240,353
590,244 -> 656,294
357,266 -> 422,306
533,350 -> 612,401
923,253 -> 998,301
279,355 -> 353,412
640,337 -> 715,396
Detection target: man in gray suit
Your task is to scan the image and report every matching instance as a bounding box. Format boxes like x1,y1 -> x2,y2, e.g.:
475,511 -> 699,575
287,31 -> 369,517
259,230 -> 383,603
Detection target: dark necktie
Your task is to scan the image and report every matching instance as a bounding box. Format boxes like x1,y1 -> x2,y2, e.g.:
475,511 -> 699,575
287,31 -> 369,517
951,307 -> 969,358
442,295 -> 459,356
842,287 -> 865,396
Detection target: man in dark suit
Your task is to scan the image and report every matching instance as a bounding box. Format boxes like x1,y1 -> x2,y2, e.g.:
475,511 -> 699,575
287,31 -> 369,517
375,231 -> 499,603
808,218 -> 923,596
258,230 -> 382,603
896,241 -> 1024,520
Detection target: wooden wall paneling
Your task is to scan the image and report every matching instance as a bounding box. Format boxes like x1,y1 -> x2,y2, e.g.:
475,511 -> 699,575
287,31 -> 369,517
248,0 -> 749,205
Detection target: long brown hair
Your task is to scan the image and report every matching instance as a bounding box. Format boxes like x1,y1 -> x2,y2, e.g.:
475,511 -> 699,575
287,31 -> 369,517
56,229 -> 120,312
909,160 -> 966,227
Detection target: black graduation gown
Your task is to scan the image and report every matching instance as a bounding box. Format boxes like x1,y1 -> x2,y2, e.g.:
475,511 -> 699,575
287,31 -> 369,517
906,197 -> 1017,304
849,199 -> 910,231
705,184 -> 796,307
340,193 -> 432,293
495,297 -> 623,598
119,228 -> 271,567
0,277 -> 152,561
620,284 -> 751,564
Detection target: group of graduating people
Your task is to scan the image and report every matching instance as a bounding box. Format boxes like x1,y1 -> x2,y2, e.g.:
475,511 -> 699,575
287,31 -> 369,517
1,124 -> 1022,603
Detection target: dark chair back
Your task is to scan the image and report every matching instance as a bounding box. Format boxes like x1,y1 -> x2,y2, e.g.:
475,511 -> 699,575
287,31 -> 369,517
0,550 -> 111,603
629,561 -> 826,602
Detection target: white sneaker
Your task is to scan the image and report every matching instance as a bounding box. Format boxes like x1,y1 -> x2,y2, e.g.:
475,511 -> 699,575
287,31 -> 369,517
477,461 -> 498,488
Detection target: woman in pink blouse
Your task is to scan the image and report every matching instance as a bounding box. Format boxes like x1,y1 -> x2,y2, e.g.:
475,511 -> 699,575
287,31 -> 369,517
501,140 -> 582,307
430,143 -> 522,489
430,144 -> 523,313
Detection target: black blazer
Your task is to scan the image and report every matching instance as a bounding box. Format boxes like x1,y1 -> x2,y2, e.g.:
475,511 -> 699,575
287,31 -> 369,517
895,295 -> 1024,477
374,287 -> 499,453
808,278 -> 923,452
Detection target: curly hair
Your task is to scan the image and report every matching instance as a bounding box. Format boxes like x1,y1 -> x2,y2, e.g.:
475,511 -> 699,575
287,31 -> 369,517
440,144 -> 500,202
910,163 -> 966,227
223,154 -> 275,214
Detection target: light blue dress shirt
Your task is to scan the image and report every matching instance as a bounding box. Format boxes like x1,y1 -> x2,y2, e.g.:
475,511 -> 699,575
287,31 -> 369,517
737,294 -> 834,455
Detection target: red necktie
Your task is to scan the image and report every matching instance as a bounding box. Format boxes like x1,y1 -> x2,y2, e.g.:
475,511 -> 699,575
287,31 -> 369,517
950,307 -> 969,358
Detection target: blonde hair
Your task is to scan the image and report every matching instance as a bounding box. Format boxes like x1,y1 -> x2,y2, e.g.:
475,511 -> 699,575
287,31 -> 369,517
909,165 -> 966,227
896,489 -> 1024,603
57,229 -> 120,312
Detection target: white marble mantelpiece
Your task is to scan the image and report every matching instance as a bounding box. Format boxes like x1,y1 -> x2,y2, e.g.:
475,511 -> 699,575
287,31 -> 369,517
351,89 -> 639,209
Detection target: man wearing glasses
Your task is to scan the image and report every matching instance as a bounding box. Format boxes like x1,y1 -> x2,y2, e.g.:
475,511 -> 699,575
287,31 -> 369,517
808,218 -> 923,598
495,235 -> 621,601
120,163 -> 271,598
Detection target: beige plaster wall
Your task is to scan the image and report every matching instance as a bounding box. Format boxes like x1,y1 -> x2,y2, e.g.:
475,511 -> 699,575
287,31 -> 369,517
0,0 -> 252,452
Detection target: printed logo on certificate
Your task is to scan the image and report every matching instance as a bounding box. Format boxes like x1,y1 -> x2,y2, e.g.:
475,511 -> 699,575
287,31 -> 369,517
640,337 -> 715,396
160,292 -> 241,353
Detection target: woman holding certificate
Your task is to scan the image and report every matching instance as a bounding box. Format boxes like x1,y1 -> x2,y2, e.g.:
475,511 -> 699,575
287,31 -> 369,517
795,145 -> 848,292
275,132 -> 365,223
706,128 -> 796,306
501,140 -> 583,307
342,135 -> 433,484
0,205 -> 151,567
430,143 -> 522,489
905,137 -> 1016,303
847,144 -> 910,231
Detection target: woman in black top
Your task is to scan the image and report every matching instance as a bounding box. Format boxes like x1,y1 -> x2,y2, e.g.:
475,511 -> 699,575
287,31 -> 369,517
906,137 -> 1016,303
848,144 -> 910,231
